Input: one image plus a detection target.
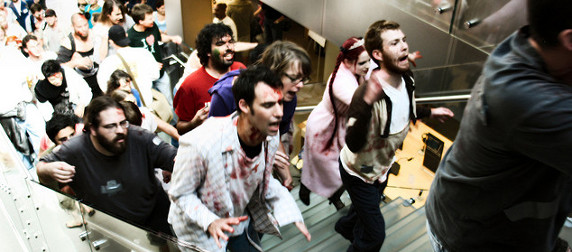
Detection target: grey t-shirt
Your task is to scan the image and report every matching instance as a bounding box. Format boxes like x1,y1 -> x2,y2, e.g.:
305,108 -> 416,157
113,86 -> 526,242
41,126 -> 177,226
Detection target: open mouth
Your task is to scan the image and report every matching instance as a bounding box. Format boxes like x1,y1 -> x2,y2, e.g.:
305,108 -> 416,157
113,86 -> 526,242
223,51 -> 234,61
269,121 -> 280,130
399,55 -> 408,62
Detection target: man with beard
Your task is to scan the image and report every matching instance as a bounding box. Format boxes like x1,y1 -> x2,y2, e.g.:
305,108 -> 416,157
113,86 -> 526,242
128,3 -> 181,106
36,96 -> 177,235
169,66 -> 310,251
334,20 -> 454,252
57,13 -> 102,97
173,23 -> 245,135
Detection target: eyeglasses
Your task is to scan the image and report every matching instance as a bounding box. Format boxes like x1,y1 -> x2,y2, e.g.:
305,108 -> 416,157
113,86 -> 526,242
283,73 -> 309,84
78,3 -> 87,8
101,120 -> 129,131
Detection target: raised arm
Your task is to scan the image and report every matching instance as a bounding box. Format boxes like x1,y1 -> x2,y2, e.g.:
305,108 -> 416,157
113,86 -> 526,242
344,76 -> 384,152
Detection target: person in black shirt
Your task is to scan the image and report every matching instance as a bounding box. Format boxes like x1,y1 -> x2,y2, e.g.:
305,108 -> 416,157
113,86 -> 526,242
34,60 -> 92,118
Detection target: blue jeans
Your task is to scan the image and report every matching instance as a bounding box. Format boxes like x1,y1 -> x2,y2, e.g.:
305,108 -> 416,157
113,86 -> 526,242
227,220 -> 262,252
153,71 -> 172,106
335,160 -> 387,252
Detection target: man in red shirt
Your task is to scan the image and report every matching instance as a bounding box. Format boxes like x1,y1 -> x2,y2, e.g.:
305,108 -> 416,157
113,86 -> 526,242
174,23 -> 245,135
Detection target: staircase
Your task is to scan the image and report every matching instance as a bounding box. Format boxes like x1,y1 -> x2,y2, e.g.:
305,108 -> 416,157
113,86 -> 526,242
261,186 -> 432,251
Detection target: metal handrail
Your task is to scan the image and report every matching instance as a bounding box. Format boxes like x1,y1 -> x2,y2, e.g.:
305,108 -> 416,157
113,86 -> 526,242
416,94 -> 471,103
295,94 -> 471,113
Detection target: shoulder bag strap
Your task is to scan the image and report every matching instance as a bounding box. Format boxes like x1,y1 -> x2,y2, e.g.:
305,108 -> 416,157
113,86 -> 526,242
116,52 -> 147,107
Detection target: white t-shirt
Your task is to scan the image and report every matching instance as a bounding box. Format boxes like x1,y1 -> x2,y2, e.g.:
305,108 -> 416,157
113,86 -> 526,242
380,78 -> 410,134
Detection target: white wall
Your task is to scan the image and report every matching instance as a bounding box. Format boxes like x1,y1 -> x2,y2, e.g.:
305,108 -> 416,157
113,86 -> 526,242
165,0 -> 184,38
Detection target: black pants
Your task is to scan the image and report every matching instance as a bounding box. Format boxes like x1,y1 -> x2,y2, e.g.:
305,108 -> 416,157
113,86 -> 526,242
335,160 -> 387,252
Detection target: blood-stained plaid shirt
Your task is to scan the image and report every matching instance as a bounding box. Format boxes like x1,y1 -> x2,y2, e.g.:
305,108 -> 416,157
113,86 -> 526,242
168,113 -> 304,252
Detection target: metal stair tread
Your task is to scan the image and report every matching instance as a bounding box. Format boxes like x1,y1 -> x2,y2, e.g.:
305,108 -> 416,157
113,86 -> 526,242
380,207 -> 427,252
264,205 -> 350,252
399,227 -> 432,252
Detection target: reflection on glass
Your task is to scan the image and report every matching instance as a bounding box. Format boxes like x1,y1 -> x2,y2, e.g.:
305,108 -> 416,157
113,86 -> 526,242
452,0 -> 528,52
26,181 -> 93,251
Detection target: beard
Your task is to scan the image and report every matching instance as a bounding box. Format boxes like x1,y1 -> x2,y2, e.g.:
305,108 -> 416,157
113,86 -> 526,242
382,52 -> 409,75
95,132 -> 127,155
211,49 -> 234,72
75,30 -> 89,41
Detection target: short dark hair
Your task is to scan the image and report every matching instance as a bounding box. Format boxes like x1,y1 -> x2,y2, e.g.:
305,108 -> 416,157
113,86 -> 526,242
119,100 -> 142,126
30,3 -> 43,14
196,23 -> 233,66
46,113 -> 78,143
258,41 -> 312,79
131,3 -> 153,24
528,0 -> 572,48
41,60 -> 62,78
21,34 -> 38,50
155,0 -> 164,9
232,65 -> 282,113
106,69 -> 132,95
216,3 -> 227,10
44,9 -> 56,18
84,96 -> 125,133
364,20 -> 401,65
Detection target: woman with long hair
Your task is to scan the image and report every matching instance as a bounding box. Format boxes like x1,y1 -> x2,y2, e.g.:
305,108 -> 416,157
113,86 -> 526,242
300,37 -> 370,210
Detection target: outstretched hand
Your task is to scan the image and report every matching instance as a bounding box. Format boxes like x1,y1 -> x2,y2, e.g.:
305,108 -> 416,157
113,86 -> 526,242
408,51 -> 423,67
208,216 -> 249,248
430,107 -> 455,123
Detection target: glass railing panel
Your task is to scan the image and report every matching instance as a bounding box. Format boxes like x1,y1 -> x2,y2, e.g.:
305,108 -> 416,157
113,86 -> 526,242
450,0 -> 527,53
385,0 -> 457,33
0,125 -> 93,251
26,181 -> 94,251
77,200 -> 198,252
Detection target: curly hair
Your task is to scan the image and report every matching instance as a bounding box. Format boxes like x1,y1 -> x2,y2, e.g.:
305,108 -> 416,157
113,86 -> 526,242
195,23 -> 233,66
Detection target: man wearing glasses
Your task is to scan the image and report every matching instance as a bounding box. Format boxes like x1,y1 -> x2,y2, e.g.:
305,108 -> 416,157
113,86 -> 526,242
37,96 -> 177,235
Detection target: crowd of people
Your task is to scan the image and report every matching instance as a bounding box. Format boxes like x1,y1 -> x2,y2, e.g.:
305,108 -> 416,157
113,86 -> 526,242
1,0 -> 571,251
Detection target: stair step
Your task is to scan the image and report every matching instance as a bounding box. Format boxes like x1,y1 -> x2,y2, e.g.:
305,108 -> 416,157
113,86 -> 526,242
304,229 -> 350,252
262,194 -> 419,251
380,207 -> 427,252
400,230 -> 432,252
381,197 -> 417,230
265,206 -> 349,252
261,190 -> 351,250
305,198 -> 418,252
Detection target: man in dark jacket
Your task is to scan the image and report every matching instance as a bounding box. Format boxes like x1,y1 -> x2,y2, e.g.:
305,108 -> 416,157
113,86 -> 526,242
426,0 -> 572,251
